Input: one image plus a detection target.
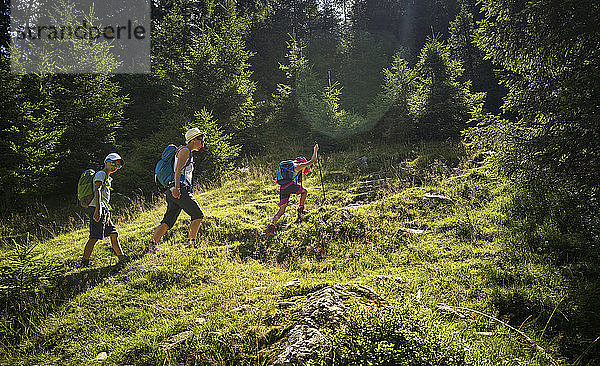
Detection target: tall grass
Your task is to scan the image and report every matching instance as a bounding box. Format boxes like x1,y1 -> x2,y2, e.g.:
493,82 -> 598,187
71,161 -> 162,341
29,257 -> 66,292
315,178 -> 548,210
0,141 -> 598,365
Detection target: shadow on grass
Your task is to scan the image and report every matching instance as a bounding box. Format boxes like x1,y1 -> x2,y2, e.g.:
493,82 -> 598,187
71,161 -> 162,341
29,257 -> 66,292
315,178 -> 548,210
0,259 -> 136,346
484,186 -> 600,364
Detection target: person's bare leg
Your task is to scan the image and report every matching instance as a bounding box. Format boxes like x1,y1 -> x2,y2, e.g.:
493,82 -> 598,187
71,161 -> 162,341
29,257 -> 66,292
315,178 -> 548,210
152,223 -> 169,243
186,218 -> 203,248
297,190 -> 310,221
109,233 -> 123,257
272,203 -> 288,224
82,238 -> 98,260
299,189 -> 308,206
189,218 -> 203,239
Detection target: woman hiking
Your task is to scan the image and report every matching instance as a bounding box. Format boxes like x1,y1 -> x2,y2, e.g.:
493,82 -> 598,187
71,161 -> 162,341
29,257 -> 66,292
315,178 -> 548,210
146,128 -> 206,252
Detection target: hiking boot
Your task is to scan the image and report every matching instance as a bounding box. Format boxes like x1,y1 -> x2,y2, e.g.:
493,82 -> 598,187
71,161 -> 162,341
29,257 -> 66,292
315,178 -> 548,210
264,223 -> 277,235
77,258 -> 90,268
297,206 -> 311,215
187,239 -> 197,249
144,241 -> 157,255
117,254 -> 129,264
297,206 -> 311,222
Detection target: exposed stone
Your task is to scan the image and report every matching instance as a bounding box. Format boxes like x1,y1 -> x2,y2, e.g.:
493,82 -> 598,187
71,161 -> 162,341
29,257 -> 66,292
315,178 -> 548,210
336,208 -> 351,220
357,156 -> 368,167
360,178 -> 389,185
194,317 -> 206,325
347,284 -> 383,301
423,193 -> 454,203
332,283 -> 385,302
270,288 -> 347,365
272,325 -> 329,366
282,279 -> 301,290
337,203 -> 365,211
232,304 -> 251,312
268,284 -> 391,364
302,288 -> 347,328
396,227 -> 425,235
332,283 -> 352,297
376,275 -> 405,283
476,331 -> 501,336
357,178 -> 389,192
96,352 -> 108,361
352,191 -> 376,202
159,331 -> 193,351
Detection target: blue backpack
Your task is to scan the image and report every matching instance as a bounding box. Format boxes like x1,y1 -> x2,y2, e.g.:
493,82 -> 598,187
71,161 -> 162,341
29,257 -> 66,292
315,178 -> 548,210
155,145 -> 191,187
277,160 -> 300,186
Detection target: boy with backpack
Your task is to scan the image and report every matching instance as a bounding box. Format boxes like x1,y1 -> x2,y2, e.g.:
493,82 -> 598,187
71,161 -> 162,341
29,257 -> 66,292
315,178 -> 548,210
265,143 -> 319,235
147,128 -> 205,253
78,153 -> 127,268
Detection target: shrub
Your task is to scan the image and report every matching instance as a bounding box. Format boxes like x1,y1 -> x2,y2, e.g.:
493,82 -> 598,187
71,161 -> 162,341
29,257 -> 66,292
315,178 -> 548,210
315,303 -> 476,366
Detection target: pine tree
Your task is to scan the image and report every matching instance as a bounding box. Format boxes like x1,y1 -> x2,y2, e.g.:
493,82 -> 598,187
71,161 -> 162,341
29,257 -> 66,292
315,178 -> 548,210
470,0 -> 600,189
410,37 -> 484,139
448,7 -> 504,112
0,60 -> 125,202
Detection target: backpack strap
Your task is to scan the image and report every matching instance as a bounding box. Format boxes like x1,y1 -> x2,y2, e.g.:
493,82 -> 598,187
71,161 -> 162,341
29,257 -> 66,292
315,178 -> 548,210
177,145 -> 193,167
176,145 -> 193,186
290,161 -> 302,186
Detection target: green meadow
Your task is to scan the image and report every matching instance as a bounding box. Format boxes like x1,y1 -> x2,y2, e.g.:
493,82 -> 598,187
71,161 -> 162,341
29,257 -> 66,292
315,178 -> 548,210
2,142 -> 597,365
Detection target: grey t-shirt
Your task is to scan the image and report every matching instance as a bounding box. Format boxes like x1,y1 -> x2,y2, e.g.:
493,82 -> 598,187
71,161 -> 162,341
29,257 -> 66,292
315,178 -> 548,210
88,170 -> 112,209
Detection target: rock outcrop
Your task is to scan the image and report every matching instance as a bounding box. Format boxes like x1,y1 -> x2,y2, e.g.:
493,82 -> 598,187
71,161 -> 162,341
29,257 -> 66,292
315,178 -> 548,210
271,284 -> 384,365
272,287 -> 348,365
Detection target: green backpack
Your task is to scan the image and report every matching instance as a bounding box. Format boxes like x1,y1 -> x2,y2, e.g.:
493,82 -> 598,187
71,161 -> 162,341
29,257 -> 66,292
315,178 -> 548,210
77,169 -> 107,208
77,169 -> 96,208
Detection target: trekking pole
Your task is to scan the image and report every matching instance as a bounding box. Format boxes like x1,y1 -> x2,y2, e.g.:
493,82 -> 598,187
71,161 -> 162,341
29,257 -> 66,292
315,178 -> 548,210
316,142 -> 326,203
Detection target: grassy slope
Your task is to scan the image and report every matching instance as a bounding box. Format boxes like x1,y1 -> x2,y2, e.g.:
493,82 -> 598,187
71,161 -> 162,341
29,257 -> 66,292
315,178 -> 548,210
1,142 -> 598,365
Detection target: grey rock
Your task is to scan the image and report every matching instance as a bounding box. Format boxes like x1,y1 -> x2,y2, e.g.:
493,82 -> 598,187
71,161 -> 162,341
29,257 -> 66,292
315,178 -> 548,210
270,288 -> 347,365
396,227 -> 425,235
282,279 -> 301,290
273,325 -> 329,366
376,275 -> 405,283
423,193 -> 454,203
302,288 -> 347,327
332,283 -> 352,297
348,284 -> 383,301
336,208 -> 351,220
232,304 -> 251,312
159,331 -> 193,351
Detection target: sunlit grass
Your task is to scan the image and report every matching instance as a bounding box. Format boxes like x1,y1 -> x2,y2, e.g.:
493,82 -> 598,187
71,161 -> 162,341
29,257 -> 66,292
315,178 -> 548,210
1,141 -> 597,365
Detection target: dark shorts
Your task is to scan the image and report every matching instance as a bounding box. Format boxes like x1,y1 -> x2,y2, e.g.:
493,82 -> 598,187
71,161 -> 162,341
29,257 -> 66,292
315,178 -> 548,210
87,207 -> 118,240
279,182 -> 306,206
161,185 -> 204,228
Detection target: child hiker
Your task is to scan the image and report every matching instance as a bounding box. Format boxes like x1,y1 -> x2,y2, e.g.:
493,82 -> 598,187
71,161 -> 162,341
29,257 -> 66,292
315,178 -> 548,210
265,143 -> 319,235
147,128 -> 205,253
78,153 -> 127,268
